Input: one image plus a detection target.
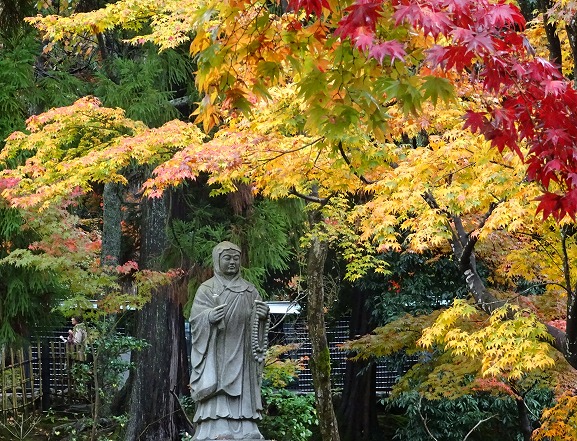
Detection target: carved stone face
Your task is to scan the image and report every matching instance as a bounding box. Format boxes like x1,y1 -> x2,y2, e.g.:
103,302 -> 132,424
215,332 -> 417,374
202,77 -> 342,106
219,250 -> 240,277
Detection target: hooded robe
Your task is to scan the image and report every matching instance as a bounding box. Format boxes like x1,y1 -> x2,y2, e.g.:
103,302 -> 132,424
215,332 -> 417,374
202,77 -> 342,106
189,242 -> 267,439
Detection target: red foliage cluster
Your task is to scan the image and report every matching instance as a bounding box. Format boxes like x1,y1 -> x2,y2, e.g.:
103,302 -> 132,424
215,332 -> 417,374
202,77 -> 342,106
472,377 -> 518,398
330,0 -> 577,221
548,319 -> 567,332
288,0 -> 331,17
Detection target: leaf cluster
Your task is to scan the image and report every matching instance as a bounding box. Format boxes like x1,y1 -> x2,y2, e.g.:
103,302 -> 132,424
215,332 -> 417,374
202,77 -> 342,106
533,392 -> 577,441
0,204 -> 106,344
263,343 -> 305,388
419,300 -> 556,380
0,97 -> 205,209
260,387 -> 318,441
389,386 -> 553,441
341,311 -> 440,360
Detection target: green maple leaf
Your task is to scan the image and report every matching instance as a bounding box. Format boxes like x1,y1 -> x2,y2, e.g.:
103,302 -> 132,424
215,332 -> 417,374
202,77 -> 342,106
421,75 -> 456,106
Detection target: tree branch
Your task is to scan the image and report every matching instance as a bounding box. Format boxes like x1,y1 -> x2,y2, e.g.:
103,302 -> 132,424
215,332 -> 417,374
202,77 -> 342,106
459,201 -> 498,271
421,190 -> 464,255
289,188 -> 333,206
561,225 -> 575,301
417,395 -> 439,441
258,137 -> 325,163
338,141 -> 372,184
462,415 -> 497,441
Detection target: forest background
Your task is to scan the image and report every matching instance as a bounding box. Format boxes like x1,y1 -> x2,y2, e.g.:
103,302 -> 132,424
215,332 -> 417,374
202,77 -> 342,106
1,0 -> 577,440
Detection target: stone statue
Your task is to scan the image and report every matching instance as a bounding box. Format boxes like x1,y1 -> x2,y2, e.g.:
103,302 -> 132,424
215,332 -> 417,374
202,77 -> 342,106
189,241 -> 270,440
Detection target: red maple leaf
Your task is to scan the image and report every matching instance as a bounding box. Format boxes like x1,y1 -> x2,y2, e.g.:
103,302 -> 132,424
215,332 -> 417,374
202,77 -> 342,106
394,3 -> 454,38
463,110 -> 489,134
544,128 -> 571,146
544,192 -> 577,222
288,0 -> 331,17
335,0 -> 383,40
439,45 -> 475,71
354,32 -> 374,51
483,2 -> 525,29
451,28 -> 494,54
425,44 -> 450,68
369,40 -> 406,65
543,80 -> 568,97
567,172 -> 577,188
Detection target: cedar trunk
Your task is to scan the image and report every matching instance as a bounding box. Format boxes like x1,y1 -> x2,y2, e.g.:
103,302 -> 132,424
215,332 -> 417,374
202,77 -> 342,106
101,182 -> 123,267
306,233 -> 341,441
124,195 -> 191,441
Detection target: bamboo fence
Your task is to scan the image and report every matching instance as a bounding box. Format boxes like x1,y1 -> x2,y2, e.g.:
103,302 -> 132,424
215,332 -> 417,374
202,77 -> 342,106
0,343 -> 42,420
0,340 -> 75,421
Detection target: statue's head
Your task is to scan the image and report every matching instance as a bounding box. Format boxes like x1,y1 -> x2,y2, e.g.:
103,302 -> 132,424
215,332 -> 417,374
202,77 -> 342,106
212,241 -> 241,278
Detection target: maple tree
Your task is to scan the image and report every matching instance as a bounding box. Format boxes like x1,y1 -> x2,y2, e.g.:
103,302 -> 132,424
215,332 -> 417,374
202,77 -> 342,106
6,0 -> 577,439
28,0 -> 577,230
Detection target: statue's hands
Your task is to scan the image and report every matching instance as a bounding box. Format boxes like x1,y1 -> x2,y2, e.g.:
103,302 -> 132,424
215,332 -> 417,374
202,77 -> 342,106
208,304 -> 227,324
255,300 -> 269,319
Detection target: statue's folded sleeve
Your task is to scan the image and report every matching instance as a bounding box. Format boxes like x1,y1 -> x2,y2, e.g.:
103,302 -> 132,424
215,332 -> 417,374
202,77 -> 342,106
189,283 -> 219,401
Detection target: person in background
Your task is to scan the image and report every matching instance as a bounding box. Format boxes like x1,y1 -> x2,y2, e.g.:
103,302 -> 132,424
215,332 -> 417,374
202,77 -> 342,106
60,316 -> 87,361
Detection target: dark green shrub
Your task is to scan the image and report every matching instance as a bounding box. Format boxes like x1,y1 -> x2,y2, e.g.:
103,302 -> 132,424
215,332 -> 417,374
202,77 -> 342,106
260,388 -> 318,441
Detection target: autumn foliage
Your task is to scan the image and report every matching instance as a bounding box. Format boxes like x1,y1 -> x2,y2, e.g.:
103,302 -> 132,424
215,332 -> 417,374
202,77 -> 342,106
21,0 -> 577,223
4,0 -> 577,439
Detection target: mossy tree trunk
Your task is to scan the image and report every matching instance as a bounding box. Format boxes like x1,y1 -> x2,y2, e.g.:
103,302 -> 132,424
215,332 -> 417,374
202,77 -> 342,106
124,194 -> 191,441
306,207 -> 340,441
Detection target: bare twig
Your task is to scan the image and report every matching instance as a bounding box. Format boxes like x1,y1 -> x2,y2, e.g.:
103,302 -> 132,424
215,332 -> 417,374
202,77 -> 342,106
417,395 -> 439,441
268,289 -> 306,333
257,137 -> 325,163
462,414 -> 497,441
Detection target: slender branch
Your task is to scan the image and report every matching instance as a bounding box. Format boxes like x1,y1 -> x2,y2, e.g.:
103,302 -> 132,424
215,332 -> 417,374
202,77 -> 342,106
516,231 -> 565,271
268,290 -> 307,333
289,188 -> 333,206
136,410 -> 178,439
258,137 -> 325,163
421,190 -> 463,256
431,162 -> 475,186
418,395 -> 439,441
462,415 -> 497,441
561,225 -> 575,301
338,141 -> 372,184
460,201 -> 498,269
170,387 -> 195,434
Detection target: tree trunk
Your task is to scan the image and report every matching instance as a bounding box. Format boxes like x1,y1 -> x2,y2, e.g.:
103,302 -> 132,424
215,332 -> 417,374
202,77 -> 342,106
101,182 -> 123,267
306,228 -> 340,441
516,397 -> 533,441
568,13 -> 577,84
537,0 -> 563,67
423,192 -> 577,368
338,288 -> 381,441
124,194 -> 191,441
